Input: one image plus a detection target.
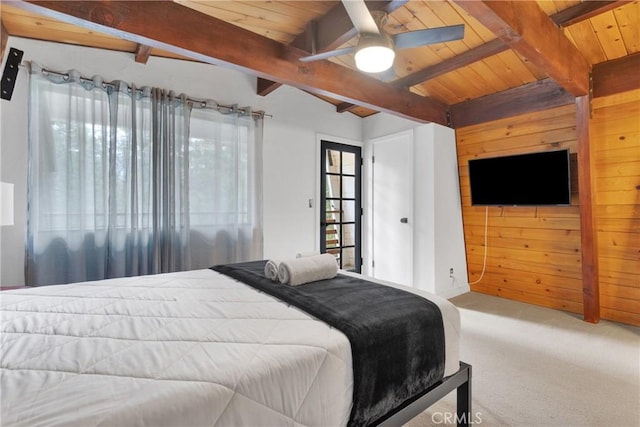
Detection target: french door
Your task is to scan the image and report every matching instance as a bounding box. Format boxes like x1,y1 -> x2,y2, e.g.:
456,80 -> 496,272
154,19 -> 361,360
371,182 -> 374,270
320,140 -> 362,272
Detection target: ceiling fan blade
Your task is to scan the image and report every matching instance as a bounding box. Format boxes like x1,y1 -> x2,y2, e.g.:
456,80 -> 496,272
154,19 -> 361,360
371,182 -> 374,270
342,0 -> 380,35
299,46 -> 357,62
393,24 -> 465,50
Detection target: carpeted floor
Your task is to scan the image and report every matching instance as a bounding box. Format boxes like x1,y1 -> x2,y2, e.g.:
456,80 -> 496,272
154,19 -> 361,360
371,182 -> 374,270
404,292 -> 640,427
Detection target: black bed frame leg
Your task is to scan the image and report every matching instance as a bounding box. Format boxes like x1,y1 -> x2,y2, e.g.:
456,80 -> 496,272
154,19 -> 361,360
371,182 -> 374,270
376,361 -> 473,427
456,362 -> 472,427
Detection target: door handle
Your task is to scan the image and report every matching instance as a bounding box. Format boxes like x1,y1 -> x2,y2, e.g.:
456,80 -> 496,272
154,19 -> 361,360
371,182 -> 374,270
400,217 -> 408,224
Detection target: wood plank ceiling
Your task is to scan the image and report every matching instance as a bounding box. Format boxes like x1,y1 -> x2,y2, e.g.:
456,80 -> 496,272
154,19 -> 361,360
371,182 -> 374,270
2,1 -> 639,120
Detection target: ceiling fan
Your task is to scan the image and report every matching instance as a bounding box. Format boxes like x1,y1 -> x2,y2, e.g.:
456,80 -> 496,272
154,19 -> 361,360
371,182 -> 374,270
300,0 -> 465,74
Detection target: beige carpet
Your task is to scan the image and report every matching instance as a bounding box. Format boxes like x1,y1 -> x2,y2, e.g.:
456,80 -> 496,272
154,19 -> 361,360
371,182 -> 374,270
404,292 -> 640,427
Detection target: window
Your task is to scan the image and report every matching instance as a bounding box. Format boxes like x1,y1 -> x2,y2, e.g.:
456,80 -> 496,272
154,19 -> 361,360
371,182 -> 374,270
26,65 -> 263,286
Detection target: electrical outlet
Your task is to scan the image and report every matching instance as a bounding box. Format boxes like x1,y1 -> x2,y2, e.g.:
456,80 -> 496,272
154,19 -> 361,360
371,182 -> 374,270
449,268 -> 454,278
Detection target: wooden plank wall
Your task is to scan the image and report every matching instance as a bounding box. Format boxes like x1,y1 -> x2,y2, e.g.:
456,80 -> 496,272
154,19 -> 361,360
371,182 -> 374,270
591,89 -> 640,326
457,104 -> 584,315
456,94 -> 640,326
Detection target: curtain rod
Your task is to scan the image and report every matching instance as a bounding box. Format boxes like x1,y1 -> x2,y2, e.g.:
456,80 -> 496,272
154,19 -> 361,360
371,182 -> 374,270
22,63 -> 272,119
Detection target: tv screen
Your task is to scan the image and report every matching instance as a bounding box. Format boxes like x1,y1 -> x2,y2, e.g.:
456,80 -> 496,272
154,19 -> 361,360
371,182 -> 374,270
468,149 -> 571,206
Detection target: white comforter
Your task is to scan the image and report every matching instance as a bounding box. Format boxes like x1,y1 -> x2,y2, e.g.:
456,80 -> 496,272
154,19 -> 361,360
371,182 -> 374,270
0,269 -> 459,426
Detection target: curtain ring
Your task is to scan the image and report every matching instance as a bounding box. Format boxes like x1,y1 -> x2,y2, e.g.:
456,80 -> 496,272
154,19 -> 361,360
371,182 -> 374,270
63,74 -> 69,81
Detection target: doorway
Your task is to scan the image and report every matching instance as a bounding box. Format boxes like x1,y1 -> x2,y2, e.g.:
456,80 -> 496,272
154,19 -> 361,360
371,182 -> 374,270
320,140 -> 362,272
371,131 -> 414,286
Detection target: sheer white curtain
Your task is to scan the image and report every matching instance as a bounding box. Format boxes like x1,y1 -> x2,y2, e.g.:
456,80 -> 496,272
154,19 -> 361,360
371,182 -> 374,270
188,106 -> 263,267
26,63 -> 263,286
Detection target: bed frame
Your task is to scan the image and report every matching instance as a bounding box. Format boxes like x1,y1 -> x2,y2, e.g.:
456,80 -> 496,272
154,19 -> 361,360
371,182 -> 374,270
378,362 -> 472,427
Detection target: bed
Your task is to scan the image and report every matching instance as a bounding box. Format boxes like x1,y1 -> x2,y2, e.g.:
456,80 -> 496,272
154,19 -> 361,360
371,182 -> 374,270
0,261 -> 471,426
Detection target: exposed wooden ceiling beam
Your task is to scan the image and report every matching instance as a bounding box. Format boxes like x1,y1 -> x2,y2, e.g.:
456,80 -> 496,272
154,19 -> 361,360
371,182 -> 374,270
453,0 -> 590,96
15,1 -> 448,124
550,0 -> 631,27
336,101 -> 358,113
394,39 -> 507,90
257,77 -> 282,97
449,48 -> 640,129
449,78 -> 574,128
592,52 -> 640,98
258,0 -> 406,98
134,43 -> 152,64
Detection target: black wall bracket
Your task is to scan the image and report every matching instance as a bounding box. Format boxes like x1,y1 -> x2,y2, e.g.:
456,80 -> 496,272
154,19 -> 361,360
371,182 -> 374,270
1,47 -> 24,101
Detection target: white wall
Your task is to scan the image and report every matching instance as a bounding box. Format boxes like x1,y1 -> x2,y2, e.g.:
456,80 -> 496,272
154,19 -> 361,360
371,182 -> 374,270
415,124 -> 469,298
0,37 -> 363,285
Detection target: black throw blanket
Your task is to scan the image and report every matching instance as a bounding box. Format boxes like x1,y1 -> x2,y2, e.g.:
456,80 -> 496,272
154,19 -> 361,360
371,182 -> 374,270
212,261 -> 445,426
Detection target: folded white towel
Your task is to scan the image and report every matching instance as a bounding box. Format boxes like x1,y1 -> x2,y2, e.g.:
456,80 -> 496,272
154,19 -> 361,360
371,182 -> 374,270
264,259 -> 281,281
277,253 -> 338,286
296,251 -> 320,259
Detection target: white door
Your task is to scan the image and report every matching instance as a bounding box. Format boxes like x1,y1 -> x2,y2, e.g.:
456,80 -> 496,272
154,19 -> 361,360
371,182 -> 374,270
371,131 -> 413,287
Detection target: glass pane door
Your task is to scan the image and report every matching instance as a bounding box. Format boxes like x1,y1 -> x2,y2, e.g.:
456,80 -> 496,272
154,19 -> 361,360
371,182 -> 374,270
320,140 -> 361,272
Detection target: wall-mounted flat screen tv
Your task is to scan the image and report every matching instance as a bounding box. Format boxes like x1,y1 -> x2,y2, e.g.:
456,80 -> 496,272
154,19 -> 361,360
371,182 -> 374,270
468,149 -> 571,206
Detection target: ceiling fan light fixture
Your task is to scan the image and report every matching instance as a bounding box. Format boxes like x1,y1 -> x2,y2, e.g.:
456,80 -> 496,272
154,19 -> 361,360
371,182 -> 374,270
355,45 -> 395,73
354,34 -> 395,73
300,1 -> 465,74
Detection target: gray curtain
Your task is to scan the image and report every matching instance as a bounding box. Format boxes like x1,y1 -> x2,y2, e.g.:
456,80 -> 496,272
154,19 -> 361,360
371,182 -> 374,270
102,84 -> 191,278
26,63 -> 262,286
